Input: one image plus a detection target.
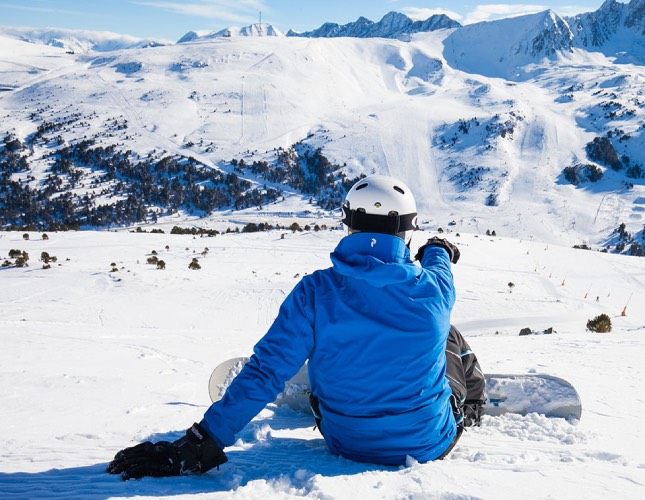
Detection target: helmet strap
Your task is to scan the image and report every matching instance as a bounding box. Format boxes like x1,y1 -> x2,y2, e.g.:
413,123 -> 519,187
342,206 -> 417,235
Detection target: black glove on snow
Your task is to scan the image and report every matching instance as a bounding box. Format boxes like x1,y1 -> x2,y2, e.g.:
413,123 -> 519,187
415,237 -> 460,264
107,423 -> 227,480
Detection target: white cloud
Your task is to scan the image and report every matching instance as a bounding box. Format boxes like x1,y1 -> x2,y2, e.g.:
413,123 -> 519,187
554,4 -> 601,17
463,4 -> 548,25
132,0 -> 268,23
401,7 -> 463,22
0,2 -> 85,16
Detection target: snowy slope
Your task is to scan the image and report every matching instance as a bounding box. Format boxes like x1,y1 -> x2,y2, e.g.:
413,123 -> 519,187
0,34 -> 76,89
0,228 -> 644,498
443,10 -> 574,78
0,7 -> 644,251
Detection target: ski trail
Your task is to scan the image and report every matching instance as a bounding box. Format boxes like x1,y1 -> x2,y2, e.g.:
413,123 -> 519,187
93,69 -> 153,135
378,112 -> 452,215
512,116 -> 544,198
239,79 -> 246,144
239,76 -> 267,146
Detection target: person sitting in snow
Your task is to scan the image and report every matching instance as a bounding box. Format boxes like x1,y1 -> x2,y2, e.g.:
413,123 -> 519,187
108,175 -> 486,480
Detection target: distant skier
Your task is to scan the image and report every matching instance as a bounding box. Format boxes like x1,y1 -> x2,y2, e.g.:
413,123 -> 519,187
108,175 -> 485,480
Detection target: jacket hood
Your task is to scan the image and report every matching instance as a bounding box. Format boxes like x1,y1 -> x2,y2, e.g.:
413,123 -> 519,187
330,233 -> 420,287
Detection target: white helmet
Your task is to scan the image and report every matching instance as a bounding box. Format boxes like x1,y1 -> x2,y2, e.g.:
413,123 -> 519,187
342,175 -> 418,243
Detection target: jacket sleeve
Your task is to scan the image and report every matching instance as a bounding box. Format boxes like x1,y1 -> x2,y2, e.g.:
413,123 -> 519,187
200,278 -> 315,448
418,245 -> 456,310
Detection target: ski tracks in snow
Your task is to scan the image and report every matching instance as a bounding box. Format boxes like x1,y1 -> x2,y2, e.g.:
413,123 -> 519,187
239,76 -> 268,146
377,115 -> 452,215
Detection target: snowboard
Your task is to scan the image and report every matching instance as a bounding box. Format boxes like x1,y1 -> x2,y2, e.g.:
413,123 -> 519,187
208,356 -> 582,420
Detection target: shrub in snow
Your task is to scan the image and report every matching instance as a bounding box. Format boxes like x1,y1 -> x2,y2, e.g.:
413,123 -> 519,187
189,258 -> 201,270
22,233 -> 29,240
15,255 -> 28,267
9,250 -> 29,266
626,163 -> 644,179
146,256 -> 158,265
242,222 -> 276,233
587,314 -> 612,333
485,193 -> 498,206
562,163 -> 603,185
3,134 -> 23,152
156,260 -> 166,270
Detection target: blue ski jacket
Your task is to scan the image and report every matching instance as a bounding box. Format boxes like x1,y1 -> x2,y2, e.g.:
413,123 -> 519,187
201,232 -> 457,465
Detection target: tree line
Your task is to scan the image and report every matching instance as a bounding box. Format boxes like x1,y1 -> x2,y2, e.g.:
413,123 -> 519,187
0,132 -> 359,230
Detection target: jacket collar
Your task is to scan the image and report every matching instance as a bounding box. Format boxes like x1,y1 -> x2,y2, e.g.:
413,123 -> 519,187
330,233 -> 419,286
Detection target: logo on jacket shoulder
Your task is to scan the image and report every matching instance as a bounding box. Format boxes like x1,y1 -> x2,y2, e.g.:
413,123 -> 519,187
371,238 -> 377,247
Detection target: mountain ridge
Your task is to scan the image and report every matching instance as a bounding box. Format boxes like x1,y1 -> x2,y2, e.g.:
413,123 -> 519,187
286,11 -> 460,38
2,1 -> 643,55
564,0 -> 645,61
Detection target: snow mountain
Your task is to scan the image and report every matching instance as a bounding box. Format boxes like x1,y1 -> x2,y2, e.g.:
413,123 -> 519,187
0,26 -> 165,53
178,23 -> 284,43
566,0 -> 645,59
0,3 -> 644,255
445,0 -> 645,76
287,11 -> 460,39
443,10 -> 575,78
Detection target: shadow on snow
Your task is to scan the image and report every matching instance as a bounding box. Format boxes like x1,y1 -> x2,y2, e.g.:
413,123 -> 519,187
0,409 -> 397,499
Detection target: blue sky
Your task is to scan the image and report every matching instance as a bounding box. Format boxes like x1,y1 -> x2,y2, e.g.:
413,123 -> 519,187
0,1 -> 606,41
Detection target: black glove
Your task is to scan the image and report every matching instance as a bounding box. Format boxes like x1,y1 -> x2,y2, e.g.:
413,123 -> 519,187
415,237 -> 460,264
107,423 -> 227,480
462,400 -> 485,427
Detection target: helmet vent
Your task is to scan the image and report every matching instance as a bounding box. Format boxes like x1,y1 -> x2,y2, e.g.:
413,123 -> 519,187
355,182 -> 369,191
393,186 -> 404,195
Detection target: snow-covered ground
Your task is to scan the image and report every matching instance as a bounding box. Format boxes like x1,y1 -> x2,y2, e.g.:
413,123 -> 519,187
1,227 -> 644,499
